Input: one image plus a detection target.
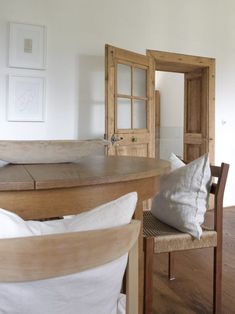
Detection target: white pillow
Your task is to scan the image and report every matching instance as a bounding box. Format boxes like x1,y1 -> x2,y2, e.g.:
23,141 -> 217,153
151,154 -> 211,239
0,160 -> 8,167
168,152 -> 185,170
0,192 -> 137,314
0,192 -> 137,238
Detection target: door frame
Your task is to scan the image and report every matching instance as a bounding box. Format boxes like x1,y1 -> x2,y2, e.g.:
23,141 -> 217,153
147,50 -> 215,163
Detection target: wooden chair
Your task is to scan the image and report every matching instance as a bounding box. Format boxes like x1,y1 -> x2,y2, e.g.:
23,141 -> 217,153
143,162 -> 229,314
0,220 -> 140,314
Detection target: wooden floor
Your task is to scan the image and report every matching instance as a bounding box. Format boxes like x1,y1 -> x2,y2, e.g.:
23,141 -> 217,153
152,207 -> 235,314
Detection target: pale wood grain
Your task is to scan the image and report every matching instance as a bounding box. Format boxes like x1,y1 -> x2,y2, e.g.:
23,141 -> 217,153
147,49 -> 215,164
0,156 -> 170,314
0,164 -> 34,191
127,230 -> 139,314
0,156 -> 169,192
0,176 -> 162,220
0,220 -> 140,314
105,45 -> 155,158
147,50 -> 215,72
0,140 -> 108,164
0,220 -> 140,282
155,90 -> 160,160
184,69 -> 208,161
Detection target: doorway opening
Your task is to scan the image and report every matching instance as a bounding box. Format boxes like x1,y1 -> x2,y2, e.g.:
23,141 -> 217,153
155,71 -> 184,160
105,46 -> 215,163
148,49 -> 215,163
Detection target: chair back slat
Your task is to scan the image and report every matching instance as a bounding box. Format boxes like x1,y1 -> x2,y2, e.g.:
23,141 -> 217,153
210,165 -> 222,178
210,182 -> 217,195
210,163 -> 229,232
0,220 -> 140,282
210,163 -> 229,198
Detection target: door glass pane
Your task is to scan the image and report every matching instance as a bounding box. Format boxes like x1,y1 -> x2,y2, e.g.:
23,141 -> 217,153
133,67 -> 146,97
117,98 -> 131,129
117,64 -> 131,95
133,99 -> 146,129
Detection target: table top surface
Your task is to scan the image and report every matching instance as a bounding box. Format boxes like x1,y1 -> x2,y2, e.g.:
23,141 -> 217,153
0,155 -> 170,191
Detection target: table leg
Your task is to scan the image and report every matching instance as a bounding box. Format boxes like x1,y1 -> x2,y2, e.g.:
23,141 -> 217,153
134,200 -> 144,314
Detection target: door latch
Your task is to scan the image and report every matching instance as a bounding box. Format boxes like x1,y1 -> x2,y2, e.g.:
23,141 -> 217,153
131,136 -> 137,142
111,134 -> 123,145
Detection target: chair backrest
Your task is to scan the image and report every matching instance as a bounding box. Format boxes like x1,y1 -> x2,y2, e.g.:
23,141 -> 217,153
0,220 -> 140,314
210,163 -> 229,198
182,160 -> 229,233
210,163 -> 229,232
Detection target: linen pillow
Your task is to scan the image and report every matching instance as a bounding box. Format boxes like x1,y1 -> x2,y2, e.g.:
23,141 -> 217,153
0,160 -> 8,167
151,154 -> 211,239
0,192 -> 137,238
0,192 -> 137,314
168,152 -> 185,170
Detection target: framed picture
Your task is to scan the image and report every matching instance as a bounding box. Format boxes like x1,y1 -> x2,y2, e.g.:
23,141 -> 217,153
9,22 -> 46,69
7,75 -> 45,122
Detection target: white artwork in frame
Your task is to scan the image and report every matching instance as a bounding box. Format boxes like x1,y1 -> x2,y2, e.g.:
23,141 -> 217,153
8,75 -> 45,122
9,22 -> 46,69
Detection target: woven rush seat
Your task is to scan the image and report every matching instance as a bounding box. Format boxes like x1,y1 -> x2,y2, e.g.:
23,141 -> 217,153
143,210 -> 217,253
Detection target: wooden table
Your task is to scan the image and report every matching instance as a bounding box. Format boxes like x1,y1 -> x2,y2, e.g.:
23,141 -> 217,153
0,155 -> 170,313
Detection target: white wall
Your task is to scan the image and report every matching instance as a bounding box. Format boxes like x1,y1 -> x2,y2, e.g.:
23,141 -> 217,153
0,0 -> 235,205
156,71 -> 184,160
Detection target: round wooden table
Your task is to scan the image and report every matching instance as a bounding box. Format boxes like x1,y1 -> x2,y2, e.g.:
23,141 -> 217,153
0,155 -> 170,314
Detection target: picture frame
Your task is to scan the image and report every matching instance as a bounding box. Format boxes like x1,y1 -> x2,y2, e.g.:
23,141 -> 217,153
7,75 -> 45,122
9,22 -> 46,69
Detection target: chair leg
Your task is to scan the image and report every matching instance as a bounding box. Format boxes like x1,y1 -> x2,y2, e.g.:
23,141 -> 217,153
213,246 -> 222,314
168,252 -> 176,280
144,237 -> 154,314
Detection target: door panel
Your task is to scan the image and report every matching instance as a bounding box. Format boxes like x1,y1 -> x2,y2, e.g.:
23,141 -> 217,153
117,63 -> 131,94
133,99 -> 147,129
185,143 -> 207,161
133,67 -> 147,97
115,143 -> 148,157
105,45 -> 155,157
117,98 -> 132,129
184,68 -> 208,162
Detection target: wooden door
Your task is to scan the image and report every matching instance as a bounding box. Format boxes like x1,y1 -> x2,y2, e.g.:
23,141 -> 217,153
105,45 -> 155,157
155,90 -> 160,159
184,68 -> 209,162
147,49 -> 215,163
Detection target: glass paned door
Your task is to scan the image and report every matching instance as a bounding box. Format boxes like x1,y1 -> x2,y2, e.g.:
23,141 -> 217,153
117,98 -> 131,129
105,44 -> 155,158
117,64 -> 131,95
116,62 -> 147,130
133,99 -> 146,129
133,67 -> 146,97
